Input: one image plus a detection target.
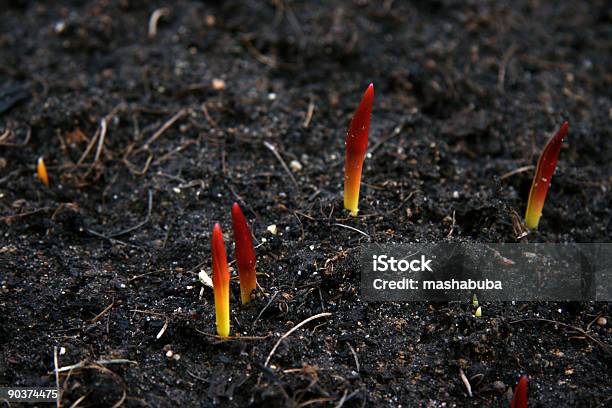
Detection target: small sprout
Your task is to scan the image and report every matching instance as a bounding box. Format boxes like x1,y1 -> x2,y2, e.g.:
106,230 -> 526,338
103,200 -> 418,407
524,121 -> 569,229
37,157 -> 49,187
474,306 -> 482,317
231,203 -> 257,304
211,223 -> 230,337
344,83 -> 374,216
472,294 -> 479,308
510,375 -> 528,408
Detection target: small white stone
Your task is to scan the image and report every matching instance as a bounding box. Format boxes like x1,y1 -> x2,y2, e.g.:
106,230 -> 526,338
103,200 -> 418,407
54,21 -> 66,33
289,160 -> 302,172
198,270 -> 213,288
453,191 -> 460,199
212,78 -> 225,90
268,93 -> 277,101
267,224 -> 278,235
166,350 -> 173,358
59,347 -> 66,355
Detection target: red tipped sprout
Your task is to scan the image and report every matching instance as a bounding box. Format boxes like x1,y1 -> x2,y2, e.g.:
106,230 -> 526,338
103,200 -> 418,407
344,83 -> 374,216
211,223 -> 230,337
510,375 -> 528,408
524,121 -> 569,229
231,203 -> 257,304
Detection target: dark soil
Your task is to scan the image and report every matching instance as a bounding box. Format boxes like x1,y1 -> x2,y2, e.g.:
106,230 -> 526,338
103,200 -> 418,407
1,1 -> 611,406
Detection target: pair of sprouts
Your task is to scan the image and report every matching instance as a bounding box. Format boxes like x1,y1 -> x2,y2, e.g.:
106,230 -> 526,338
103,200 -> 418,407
343,84 -> 569,229
211,203 -> 257,337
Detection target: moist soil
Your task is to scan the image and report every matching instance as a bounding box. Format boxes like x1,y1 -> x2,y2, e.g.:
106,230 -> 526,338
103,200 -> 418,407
1,1 -> 611,407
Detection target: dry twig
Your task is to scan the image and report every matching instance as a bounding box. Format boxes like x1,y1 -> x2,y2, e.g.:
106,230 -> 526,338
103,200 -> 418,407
142,109 -> 187,150
253,291 -> 280,328
265,312 -> 332,367
88,190 -> 153,239
0,125 -> 31,147
302,98 -> 315,128
509,318 -> 612,356
90,300 -> 114,324
53,346 -> 60,408
500,165 -> 534,180
242,35 -> 277,67
333,223 -> 370,238
148,8 -> 170,39
459,367 -> 473,397
497,43 -> 519,93
263,141 -> 299,189
346,342 -> 360,373
195,328 -> 270,342
53,359 -> 136,374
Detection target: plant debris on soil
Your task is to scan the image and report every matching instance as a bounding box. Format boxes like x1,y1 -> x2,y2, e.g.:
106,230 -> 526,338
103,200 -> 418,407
1,1 -> 611,406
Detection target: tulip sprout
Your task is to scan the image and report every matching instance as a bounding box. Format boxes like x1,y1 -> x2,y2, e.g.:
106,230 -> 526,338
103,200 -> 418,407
524,121 -> 569,229
344,83 -> 374,216
231,203 -> 257,304
37,157 -> 49,187
510,375 -> 528,408
211,223 -> 230,337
